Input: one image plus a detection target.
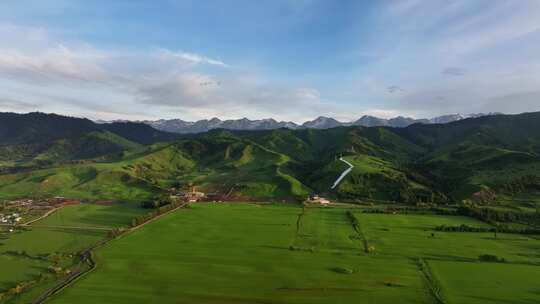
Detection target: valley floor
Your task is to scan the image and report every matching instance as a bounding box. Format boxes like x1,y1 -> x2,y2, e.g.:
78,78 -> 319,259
0,203 -> 146,303
38,203 -> 540,304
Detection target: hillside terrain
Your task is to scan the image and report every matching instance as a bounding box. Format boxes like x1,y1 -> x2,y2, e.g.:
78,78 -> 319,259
1,112 -> 540,207
0,112 -> 180,171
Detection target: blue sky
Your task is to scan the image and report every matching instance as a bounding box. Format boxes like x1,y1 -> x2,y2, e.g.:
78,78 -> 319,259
0,0 -> 539,122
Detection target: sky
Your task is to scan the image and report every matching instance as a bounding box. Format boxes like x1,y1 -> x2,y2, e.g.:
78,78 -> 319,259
0,0 -> 540,123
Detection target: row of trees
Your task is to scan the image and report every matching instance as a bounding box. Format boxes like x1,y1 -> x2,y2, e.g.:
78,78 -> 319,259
109,197 -> 185,238
362,206 -> 454,215
457,205 -> 540,227
501,175 -> 540,195
346,211 -> 372,253
140,194 -> 178,209
131,201 -> 184,227
435,223 -> 540,235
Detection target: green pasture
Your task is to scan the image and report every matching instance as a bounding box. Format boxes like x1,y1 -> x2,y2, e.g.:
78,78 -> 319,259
355,213 -> 540,263
49,203 -> 429,304
0,203 -> 144,303
48,203 -> 540,304
431,260 -> 540,304
33,203 -> 145,228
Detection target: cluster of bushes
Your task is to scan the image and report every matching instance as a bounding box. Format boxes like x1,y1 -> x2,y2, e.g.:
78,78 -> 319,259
501,175 -> 540,195
331,267 -> 355,274
140,194 -> 178,209
435,223 -> 540,235
435,224 -> 491,233
362,206 -> 454,215
110,199 -> 186,239
457,205 -> 540,227
3,250 -> 48,261
288,245 -> 315,253
107,227 -> 129,238
47,265 -> 65,274
347,211 -> 360,229
131,201 -> 183,227
0,272 -> 51,301
46,252 -> 72,264
478,254 -> 506,263
346,211 -> 372,253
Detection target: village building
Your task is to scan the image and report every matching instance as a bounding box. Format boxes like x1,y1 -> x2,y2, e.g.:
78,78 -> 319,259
180,187 -> 206,202
0,212 -> 23,224
306,194 -> 331,205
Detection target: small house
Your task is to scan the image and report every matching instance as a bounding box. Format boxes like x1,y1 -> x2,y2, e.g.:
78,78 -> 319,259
182,186 -> 206,202
307,194 -> 331,205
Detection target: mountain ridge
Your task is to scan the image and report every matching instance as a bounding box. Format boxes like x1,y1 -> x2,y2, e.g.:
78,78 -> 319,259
101,112 -> 502,134
0,112 -> 181,167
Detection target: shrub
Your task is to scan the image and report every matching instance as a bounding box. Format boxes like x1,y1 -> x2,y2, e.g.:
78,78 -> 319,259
478,254 -> 505,263
331,267 -> 354,274
140,201 -> 159,209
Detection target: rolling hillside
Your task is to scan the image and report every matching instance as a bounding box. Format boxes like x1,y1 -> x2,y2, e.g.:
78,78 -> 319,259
0,112 -> 181,169
1,111 -> 540,204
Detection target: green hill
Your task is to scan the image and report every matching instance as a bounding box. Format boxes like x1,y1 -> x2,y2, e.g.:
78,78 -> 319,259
1,111 -> 540,205
0,112 -> 180,169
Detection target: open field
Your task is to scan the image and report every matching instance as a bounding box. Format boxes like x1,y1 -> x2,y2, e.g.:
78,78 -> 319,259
355,213 -> 540,263
32,203 -> 145,229
49,204 -> 429,304
0,203 -> 145,303
431,260 -> 540,304
46,203 -> 540,304
354,212 -> 540,303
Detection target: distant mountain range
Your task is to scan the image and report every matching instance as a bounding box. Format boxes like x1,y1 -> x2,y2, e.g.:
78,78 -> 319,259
98,113 -> 502,134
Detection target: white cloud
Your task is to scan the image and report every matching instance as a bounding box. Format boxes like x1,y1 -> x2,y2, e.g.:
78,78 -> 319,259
341,0 -> 540,118
158,49 -> 228,67
2,0 -> 540,123
136,73 -> 223,107
0,97 -> 38,111
0,24 -> 332,122
0,45 -> 110,85
294,87 -> 320,100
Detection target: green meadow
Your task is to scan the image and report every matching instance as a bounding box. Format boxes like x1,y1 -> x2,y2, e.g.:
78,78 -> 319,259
0,203 -> 145,303
46,203 -> 540,304
431,260 -> 540,304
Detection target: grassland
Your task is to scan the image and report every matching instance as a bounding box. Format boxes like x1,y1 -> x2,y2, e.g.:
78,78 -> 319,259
0,203 -> 145,303
47,204 -> 428,304
431,260 -> 540,304
46,203 -> 540,304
